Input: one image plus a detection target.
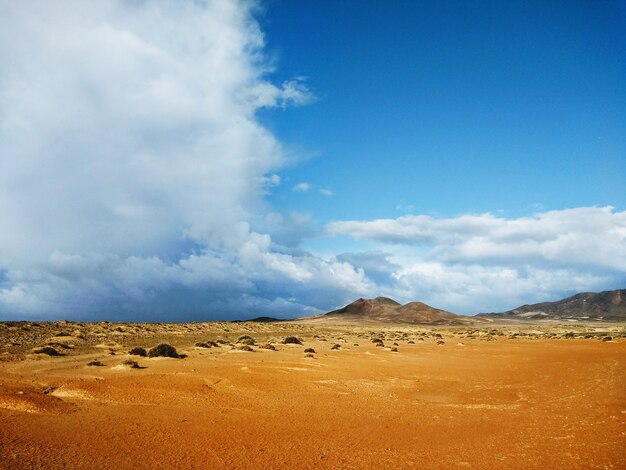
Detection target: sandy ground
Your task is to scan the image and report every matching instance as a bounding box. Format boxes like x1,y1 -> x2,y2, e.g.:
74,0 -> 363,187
1,321 -> 625,469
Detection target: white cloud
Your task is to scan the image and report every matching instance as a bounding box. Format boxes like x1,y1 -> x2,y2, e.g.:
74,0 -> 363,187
319,188 -> 333,197
327,207 -> 626,313
327,207 -> 626,271
292,182 -> 311,192
0,0 -> 368,320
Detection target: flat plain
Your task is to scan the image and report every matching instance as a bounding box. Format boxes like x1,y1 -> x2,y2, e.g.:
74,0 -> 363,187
1,320 -> 625,469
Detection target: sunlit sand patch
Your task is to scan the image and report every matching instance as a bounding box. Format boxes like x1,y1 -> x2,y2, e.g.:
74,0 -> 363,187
440,403 -> 522,410
0,390 -> 76,414
50,386 -> 92,400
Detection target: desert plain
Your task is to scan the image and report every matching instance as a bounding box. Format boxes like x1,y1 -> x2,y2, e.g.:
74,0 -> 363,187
1,319 -> 625,469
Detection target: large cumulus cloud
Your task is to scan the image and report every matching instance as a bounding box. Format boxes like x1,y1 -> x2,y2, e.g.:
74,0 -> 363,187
0,0 -> 367,320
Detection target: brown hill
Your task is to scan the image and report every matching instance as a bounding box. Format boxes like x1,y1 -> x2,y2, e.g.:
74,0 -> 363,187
324,297 -> 473,325
479,289 -> 626,321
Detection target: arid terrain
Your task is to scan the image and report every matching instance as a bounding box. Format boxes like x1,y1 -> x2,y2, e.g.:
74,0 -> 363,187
1,319 -> 625,469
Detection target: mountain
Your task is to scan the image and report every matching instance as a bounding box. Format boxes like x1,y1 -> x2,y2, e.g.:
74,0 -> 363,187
323,297 -> 474,325
479,289 -> 626,321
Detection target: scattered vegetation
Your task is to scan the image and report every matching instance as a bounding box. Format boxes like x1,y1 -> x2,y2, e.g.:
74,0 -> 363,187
331,344 -> 341,350
87,360 -> 104,366
304,348 -> 316,354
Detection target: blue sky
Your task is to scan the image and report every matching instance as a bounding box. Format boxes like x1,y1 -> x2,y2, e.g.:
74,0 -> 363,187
262,0 -> 625,221
0,0 -> 624,321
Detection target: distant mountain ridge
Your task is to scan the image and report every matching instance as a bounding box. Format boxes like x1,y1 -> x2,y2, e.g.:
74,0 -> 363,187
479,289 -> 626,321
323,296 -> 474,325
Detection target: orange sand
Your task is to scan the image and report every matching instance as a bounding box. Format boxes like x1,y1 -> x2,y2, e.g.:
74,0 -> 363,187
1,324 -> 625,469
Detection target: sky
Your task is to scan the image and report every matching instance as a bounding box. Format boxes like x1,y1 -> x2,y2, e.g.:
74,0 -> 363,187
0,0 -> 625,321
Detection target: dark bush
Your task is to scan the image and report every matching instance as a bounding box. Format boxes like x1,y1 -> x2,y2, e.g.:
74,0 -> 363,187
33,347 -> 61,356
87,360 -> 104,366
304,348 -> 316,354
129,347 -> 147,357
283,336 -> 302,345
258,343 -> 276,351
123,359 -> 140,368
147,343 -> 180,358
330,344 -> 341,350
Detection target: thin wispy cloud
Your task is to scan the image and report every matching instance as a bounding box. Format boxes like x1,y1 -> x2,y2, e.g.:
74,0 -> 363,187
292,182 -> 312,192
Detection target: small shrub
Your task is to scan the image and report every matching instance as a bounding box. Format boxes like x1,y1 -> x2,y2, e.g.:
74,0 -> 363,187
33,347 -> 61,356
123,359 -> 140,368
258,343 -> 276,351
237,335 -> 255,345
283,336 -> 303,345
238,345 -> 254,352
128,347 -> 147,357
330,344 -> 341,350
148,343 -> 180,358
304,353 -> 315,359
390,347 -> 398,352
602,336 -> 612,342
304,348 -> 316,354
87,360 -> 104,366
